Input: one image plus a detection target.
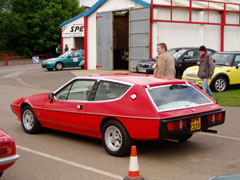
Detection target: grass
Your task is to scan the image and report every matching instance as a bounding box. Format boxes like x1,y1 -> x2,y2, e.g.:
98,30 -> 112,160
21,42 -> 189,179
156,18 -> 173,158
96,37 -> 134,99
213,85 -> 240,106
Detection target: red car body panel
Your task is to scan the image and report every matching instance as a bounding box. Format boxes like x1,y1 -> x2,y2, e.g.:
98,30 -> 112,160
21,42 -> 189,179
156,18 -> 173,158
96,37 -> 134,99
0,129 -> 19,174
11,74 -> 224,141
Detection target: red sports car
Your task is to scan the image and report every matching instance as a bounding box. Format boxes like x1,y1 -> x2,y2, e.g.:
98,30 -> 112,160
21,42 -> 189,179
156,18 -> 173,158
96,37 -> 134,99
0,129 -> 20,177
11,74 -> 225,156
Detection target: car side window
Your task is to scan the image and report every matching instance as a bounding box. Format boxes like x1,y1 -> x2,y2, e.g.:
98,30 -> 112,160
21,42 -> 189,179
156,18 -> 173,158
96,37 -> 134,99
68,53 -> 74,58
95,81 -> 130,101
56,80 -> 95,101
233,55 -> 240,66
186,50 -> 199,59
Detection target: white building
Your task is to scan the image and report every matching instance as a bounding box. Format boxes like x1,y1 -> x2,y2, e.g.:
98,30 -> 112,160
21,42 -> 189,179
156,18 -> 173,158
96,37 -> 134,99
60,0 -> 240,71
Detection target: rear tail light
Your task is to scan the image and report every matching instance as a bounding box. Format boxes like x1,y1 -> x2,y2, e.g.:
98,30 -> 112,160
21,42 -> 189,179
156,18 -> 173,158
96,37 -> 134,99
167,120 -> 187,132
208,113 -> 223,124
0,146 -> 12,157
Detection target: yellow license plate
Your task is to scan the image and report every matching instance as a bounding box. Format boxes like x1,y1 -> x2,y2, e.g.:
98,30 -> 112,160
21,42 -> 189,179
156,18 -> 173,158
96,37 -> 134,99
190,117 -> 201,131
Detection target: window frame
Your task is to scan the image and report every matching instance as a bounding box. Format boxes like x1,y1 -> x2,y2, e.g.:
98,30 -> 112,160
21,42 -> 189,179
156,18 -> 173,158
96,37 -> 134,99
93,80 -> 132,102
53,77 -> 134,103
54,79 -> 97,102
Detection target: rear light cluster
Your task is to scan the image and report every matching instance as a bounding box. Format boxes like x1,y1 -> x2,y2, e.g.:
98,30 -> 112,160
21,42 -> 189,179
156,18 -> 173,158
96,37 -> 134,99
208,112 -> 223,124
0,146 -> 12,157
167,120 -> 187,132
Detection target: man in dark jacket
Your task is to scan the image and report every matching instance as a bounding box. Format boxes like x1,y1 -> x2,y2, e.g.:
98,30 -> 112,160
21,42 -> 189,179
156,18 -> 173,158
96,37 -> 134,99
197,45 -> 215,98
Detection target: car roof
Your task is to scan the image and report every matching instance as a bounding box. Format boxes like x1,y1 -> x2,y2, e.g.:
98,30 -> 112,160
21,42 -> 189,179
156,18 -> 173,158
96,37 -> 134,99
169,47 -> 215,51
214,51 -> 240,55
78,73 -> 186,87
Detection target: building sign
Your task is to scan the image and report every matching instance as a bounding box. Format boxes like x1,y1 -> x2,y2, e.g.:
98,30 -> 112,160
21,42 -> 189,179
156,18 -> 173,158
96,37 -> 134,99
62,24 -> 84,37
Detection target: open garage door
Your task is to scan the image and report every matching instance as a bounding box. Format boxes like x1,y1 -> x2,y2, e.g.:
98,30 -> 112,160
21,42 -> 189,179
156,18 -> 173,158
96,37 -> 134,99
129,7 -> 150,72
97,11 -> 113,70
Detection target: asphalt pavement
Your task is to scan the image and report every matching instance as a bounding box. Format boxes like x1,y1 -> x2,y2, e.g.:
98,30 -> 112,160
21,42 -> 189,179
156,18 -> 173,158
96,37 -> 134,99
0,64 -> 240,180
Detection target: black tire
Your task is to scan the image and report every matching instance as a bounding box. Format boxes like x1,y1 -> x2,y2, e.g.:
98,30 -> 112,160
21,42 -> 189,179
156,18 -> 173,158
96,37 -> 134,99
47,68 -> 53,71
0,171 -> 3,177
211,76 -> 228,92
102,120 -> 133,157
178,133 -> 193,143
55,62 -> 63,71
21,105 -> 42,134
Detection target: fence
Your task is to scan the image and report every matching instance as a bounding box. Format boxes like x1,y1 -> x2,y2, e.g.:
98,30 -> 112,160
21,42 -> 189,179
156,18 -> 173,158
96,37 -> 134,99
0,54 -> 52,66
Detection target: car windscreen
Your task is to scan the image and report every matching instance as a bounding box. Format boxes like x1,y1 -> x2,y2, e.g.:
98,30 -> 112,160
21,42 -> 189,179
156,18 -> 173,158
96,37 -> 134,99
147,84 -> 213,112
213,53 -> 234,66
171,49 -> 187,59
58,51 -> 72,58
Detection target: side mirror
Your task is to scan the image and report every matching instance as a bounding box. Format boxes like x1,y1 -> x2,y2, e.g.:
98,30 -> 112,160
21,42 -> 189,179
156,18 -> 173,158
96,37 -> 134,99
48,93 -> 55,103
236,63 -> 240,69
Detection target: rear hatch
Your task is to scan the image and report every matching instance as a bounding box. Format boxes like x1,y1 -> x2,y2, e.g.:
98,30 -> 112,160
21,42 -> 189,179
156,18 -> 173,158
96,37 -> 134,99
146,82 -> 225,138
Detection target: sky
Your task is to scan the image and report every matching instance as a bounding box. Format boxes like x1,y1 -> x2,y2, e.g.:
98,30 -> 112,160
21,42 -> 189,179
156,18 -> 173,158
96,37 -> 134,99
79,0 -> 98,7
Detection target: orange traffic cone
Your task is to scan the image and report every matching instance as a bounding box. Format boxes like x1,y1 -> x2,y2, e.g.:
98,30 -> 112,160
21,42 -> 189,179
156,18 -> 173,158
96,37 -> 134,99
124,146 -> 144,180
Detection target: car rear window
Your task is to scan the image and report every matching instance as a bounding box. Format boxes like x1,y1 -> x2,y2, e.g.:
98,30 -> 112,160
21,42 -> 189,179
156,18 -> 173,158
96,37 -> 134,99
147,84 -> 213,112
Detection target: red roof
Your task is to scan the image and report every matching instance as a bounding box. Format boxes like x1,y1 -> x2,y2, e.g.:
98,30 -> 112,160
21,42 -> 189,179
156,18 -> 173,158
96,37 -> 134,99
86,73 -> 185,86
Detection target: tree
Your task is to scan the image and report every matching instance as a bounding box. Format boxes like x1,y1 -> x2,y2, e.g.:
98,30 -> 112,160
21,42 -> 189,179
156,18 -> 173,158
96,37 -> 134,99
0,0 -> 83,55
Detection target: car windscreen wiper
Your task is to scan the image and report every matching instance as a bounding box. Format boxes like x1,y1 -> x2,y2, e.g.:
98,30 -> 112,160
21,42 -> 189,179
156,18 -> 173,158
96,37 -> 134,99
216,64 -> 227,66
170,84 -> 189,90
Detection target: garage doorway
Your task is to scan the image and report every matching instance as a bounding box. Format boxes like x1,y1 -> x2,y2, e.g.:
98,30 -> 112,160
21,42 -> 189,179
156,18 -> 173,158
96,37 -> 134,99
113,11 -> 129,70
74,37 -> 84,50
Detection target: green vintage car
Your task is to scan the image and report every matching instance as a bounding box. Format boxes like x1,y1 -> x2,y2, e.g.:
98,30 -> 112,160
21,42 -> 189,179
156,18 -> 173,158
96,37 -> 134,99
42,50 -> 84,71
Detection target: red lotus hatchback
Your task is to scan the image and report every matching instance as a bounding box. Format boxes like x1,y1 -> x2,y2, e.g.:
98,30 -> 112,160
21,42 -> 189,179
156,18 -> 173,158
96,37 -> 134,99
0,129 -> 20,177
11,74 -> 225,156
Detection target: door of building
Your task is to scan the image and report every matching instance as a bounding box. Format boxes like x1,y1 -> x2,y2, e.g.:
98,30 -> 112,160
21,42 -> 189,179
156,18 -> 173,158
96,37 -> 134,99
129,7 -> 150,72
97,11 -> 113,70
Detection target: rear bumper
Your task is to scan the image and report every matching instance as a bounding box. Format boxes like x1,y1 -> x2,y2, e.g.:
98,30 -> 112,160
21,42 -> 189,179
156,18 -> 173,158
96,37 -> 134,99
159,110 -> 225,139
0,154 -> 20,172
0,154 -> 20,165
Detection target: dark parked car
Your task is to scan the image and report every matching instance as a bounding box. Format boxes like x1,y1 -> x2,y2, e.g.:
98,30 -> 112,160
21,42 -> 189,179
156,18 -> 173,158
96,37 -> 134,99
136,47 -> 216,78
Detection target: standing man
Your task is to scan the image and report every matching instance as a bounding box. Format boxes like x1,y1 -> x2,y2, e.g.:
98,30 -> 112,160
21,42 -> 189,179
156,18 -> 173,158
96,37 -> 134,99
197,45 -> 215,98
64,44 -> 69,52
154,43 -> 176,78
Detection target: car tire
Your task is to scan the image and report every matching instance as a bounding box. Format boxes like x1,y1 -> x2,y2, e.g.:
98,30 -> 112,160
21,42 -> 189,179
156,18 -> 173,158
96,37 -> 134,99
102,120 -> 133,157
47,68 -> 53,71
21,105 -> 42,134
55,62 -> 63,71
211,76 -> 228,92
0,172 -> 3,177
177,133 -> 193,143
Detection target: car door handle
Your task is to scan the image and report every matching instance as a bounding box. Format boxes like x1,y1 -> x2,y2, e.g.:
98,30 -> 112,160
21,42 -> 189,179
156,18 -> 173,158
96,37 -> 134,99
77,105 -> 83,109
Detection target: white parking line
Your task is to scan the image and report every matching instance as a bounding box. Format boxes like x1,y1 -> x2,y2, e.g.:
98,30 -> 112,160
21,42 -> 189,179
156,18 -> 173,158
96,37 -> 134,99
16,145 -> 123,180
199,132 -> 240,141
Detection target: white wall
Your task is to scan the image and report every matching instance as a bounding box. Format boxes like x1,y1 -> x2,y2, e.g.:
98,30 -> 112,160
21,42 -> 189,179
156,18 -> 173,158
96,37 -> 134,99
63,37 -> 74,52
152,7 -> 226,57
62,17 -> 84,38
225,26 -> 240,51
87,13 -> 97,69
62,17 -> 84,51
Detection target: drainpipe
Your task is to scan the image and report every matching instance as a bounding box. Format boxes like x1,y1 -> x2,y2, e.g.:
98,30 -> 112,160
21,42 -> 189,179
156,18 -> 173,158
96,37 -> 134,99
149,0 -> 153,59
84,17 -> 88,70
61,26 -> 63,54
220,4 -> 226,52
